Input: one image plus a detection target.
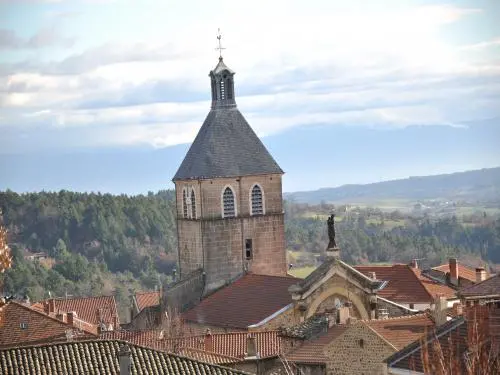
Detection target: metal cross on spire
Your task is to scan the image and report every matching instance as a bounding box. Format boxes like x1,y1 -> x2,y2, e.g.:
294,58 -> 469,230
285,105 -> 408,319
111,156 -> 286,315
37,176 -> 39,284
216,28 -> 225,59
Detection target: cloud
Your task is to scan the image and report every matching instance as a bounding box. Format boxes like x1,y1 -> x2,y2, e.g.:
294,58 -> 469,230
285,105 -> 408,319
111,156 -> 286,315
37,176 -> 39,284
0,27 -> 75,50
0,2 -> 498,153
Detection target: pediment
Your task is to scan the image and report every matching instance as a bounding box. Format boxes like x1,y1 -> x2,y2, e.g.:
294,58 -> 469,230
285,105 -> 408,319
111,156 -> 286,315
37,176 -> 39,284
289,257 -> 385,301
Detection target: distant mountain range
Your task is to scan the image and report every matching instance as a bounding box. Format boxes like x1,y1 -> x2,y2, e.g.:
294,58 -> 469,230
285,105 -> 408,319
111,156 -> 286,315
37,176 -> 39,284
285,167 -> 500,204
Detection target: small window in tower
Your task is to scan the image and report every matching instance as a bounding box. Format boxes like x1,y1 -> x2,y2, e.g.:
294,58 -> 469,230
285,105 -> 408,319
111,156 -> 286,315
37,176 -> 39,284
182,189 -> 188,218
220,80 -> 225,100
245,239 -> 253,260
251,185 -> 264,215
223,187 -> 235,218
191,189 -> 196,219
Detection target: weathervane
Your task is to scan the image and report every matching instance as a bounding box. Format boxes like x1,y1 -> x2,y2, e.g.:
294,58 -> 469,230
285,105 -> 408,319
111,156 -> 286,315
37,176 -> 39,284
216,28 -> 225,59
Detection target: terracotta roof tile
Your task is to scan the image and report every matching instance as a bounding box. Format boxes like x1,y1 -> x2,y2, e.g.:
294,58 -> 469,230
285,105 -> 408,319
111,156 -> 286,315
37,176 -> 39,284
355,264 -> 454,304
0,339 -> 249,375
286,325 -> 348,364
102,329 -> 283,360
183,273 -> 297,329
412,268 -> 457,299
433,263 -> 481,283
0,301 -> 97,349
178,347 -> 240,365
135,290 -> 160,312
366,313 -> 435,350
460,274 -> 500,297
37,295 -> 120,328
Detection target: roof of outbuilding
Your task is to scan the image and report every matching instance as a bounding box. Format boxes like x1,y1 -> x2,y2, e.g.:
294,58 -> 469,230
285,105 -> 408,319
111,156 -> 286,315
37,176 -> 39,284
101,329 -> 283,361
37,295 -> 120,327
286,325 -> 348,364
173,107 -> 283,181
0,340 -> 249,375
0,301 -> 97,349
365,313 -> 435,350
182,273 -> 297,329
432,262 -> 480,283
459,274 -> 500,297
354,264 -> 456,303
134,290 -> 160,312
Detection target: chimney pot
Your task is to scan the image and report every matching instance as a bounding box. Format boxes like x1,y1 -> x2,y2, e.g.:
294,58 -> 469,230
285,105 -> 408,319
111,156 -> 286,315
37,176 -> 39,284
48,299 -> 56,314
67,311 -> 76,326
410,259 -> 418,269
449,258 -> 459,286
475,267 -> 487,283
369,271 -> 377,280
204,329 -> 213,352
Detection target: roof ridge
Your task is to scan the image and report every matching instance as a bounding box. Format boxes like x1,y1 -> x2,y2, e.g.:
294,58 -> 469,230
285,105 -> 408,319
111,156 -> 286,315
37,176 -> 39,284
180,347 -> 241,361
363,312 -> 432,323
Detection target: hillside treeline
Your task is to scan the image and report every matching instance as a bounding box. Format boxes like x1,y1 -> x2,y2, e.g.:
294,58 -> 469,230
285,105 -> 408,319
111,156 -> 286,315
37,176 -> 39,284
0,190 -> 177,317
285,201 -> 500,269
1,190 -> 499,319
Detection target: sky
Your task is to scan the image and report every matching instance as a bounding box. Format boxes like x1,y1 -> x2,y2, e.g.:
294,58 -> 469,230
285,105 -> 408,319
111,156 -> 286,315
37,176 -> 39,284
0,0 -> 499,193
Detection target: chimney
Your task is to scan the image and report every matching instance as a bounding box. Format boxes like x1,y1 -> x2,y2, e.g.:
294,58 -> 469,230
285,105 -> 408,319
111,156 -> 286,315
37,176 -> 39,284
369,272 -> 377,280
67,311 -> 76,326
410,259 -> 418,269
113,315 -> 120,330
204,329 -> 213,352
119,344 -> 132,375
56,312 -> 67,323
433,295 -> 448,326
475,267 -> 487,283
449,258 -> 459,286
47,299 -> 56,314
245,335 -> 258,359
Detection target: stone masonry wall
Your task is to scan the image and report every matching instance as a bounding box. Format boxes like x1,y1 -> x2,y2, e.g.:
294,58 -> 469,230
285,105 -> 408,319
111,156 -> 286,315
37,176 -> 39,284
175,174 -> 286,293
324,322 -> 395,375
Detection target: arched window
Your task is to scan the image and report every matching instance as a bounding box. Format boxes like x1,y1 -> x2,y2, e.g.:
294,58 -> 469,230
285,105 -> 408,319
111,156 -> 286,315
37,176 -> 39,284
191,189 -> 196,219
251,185 -> 264,215
182,189 -> 188,218
222,187 -> 235,218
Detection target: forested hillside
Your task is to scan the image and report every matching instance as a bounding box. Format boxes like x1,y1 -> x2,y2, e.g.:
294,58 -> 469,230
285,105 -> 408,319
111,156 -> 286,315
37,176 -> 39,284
1,190 -> 499,320
285,201 -> 500,271
0,190 -> 177,318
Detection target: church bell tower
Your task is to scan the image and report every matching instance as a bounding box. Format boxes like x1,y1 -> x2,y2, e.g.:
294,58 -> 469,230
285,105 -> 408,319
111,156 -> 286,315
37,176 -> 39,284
172,32 -> 287,293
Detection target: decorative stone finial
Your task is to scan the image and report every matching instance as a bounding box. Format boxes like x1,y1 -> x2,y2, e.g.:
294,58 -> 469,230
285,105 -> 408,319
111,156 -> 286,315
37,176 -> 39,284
326,213 -> 340,258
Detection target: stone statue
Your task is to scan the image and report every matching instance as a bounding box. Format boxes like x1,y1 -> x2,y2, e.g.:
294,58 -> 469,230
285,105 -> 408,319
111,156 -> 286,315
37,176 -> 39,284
327,214 -> 337,249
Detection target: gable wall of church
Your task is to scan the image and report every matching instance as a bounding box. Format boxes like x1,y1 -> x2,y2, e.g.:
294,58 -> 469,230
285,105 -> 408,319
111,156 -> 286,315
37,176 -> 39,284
303,274 -> 372,319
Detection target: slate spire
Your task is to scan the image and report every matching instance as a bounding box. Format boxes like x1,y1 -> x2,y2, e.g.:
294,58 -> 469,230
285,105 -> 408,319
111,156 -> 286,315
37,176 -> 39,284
173,52 -> 283,181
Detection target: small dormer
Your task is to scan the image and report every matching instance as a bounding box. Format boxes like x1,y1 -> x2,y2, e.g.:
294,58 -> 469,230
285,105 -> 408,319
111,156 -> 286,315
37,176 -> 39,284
209,57 -> 236,109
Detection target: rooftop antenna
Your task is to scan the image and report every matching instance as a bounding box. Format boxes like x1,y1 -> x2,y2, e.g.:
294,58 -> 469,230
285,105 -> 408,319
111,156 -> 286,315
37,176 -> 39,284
215,28 -> 225,59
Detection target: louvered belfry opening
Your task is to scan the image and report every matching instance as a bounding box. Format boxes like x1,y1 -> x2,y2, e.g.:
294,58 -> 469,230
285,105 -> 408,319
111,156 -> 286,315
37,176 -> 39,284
223,187 -> 235,218
190,190 -> 196,219
183,189 -> 188,218
251,185 -> 263,215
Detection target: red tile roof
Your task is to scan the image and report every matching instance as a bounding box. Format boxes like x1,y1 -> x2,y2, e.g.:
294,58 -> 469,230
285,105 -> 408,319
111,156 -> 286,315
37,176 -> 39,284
178,348 -> 240,365
0,301 -> 97,349
102,329 -> 282,359
412,268 -> 457,299
433,263 -> 480,283
286,325 -> 348,364
135,290 -> 160,312
366,313 -> 435,350
459,274 -> 500,298
183,273 -> 298,329
355,264 -> 455,304
37,295 -> 120,328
